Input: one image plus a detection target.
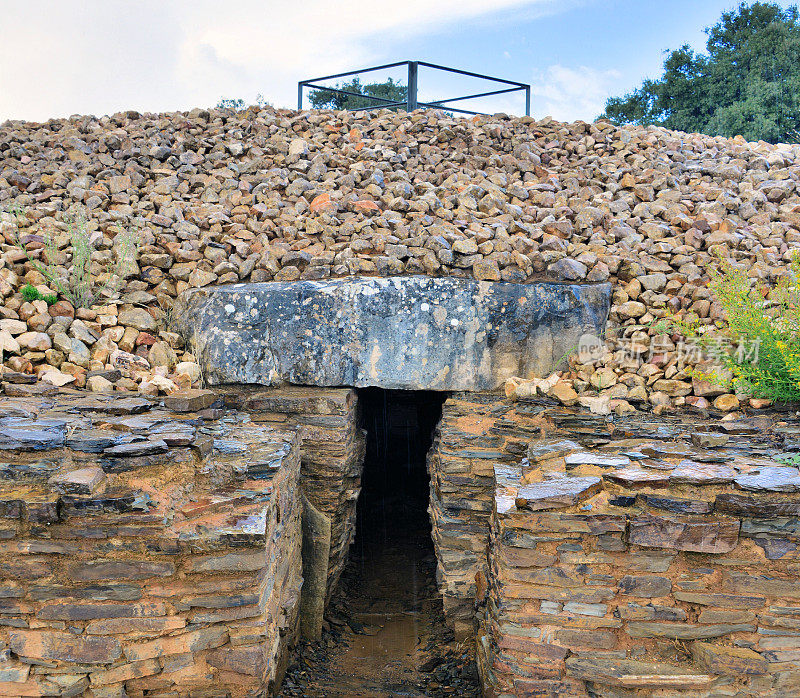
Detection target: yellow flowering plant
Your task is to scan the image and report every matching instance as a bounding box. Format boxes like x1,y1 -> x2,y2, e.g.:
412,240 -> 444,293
664,252 -> 800,403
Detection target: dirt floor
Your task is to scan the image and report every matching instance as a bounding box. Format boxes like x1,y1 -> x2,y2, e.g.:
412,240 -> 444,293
280,497 -> 480,697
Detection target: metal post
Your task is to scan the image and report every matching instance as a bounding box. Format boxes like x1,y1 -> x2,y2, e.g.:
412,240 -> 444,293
525,86 -> 530,117
407,61 -> 418,112
297,82 -> 304,110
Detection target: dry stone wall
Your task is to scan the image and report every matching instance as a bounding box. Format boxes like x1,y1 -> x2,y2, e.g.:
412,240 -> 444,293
0,385 -> 303,697
428,392 -> 545,635
477,406 -> 800,697
220,386 -> 365,602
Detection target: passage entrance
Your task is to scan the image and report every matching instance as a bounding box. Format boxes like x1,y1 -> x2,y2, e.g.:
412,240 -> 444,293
340,389 -> 445,694
355,388 -> 446,546
281,389 -> 479,696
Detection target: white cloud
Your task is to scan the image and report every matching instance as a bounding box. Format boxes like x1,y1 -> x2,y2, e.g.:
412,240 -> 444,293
1,0 -> 559,121
531,64 -> 622,122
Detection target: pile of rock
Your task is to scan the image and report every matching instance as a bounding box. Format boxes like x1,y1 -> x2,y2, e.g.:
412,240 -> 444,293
0,293 -> 202,397
0,388 -> 303,696
2,106 -> 800,403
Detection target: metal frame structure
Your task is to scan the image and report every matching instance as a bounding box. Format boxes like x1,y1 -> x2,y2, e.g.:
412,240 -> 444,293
298,60 -> 530,116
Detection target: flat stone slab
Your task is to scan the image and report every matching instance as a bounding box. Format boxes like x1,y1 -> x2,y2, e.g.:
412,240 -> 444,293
626,621 -> 755,639
173,277 -> 610,390
527,439 -> 582,463
3,383 -> 58,397
630,513 -> 740,554
515,476 -> 602,511
566,655 -> 715,689
162,389 -> 215,413
691,432 -> 730,448
604,467 -> 670,488
0,419 -> 66,451
0,372 -> 36,385
49,467 -> 105,495
103,440 -> 169,457
714,493 -> 800,517
669,460 -> 737,485
640,494 -> 712,515
72,397 -> 152,415
735,467 -> 800,492
65,429 -> 122,453
0,459 -> 60,479
691,641 -> 768,675
565,453 -> 631,468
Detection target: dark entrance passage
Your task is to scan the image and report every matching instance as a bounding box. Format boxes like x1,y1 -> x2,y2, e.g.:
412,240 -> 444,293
355,388 -> 445,555
282,389 -> 480,697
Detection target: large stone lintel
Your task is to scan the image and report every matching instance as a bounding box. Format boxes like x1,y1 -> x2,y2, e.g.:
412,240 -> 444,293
174,276 -> 611,391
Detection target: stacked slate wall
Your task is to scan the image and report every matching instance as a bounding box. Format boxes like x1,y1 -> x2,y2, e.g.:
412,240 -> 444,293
427,391 -> 546,635
222,386 -> 365,601
477,407 -> 800,698
0,387 -> 302,697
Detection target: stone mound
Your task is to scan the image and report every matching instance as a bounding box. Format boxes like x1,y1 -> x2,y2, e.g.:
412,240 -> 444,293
1,106 -> 798,405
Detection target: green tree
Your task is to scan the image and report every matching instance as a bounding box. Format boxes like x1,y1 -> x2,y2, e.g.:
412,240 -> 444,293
215,94 -> 271,110
602,2 -> 800,143
308,77 -> 408,111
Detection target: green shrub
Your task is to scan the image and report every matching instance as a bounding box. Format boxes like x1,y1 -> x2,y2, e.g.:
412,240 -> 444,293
20,284 -> 58,305
671,253 -> 800,403
21,284 -> 40,302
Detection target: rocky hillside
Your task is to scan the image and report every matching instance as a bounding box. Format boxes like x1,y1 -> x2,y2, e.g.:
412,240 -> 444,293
1,106 -> 798,407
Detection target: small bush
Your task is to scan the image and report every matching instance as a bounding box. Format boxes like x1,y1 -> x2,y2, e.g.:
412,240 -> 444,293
671,253 -> 800,403
13,210 -> 137,309
21,284 -> 40,302
20,284 -> 58,305
777,453 -> 800,467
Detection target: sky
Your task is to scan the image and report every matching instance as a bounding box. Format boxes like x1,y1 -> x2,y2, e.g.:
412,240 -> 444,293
1,0 -> 798,123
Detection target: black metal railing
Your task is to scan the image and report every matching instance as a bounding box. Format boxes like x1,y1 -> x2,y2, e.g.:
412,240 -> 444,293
297,60 -> 530,116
